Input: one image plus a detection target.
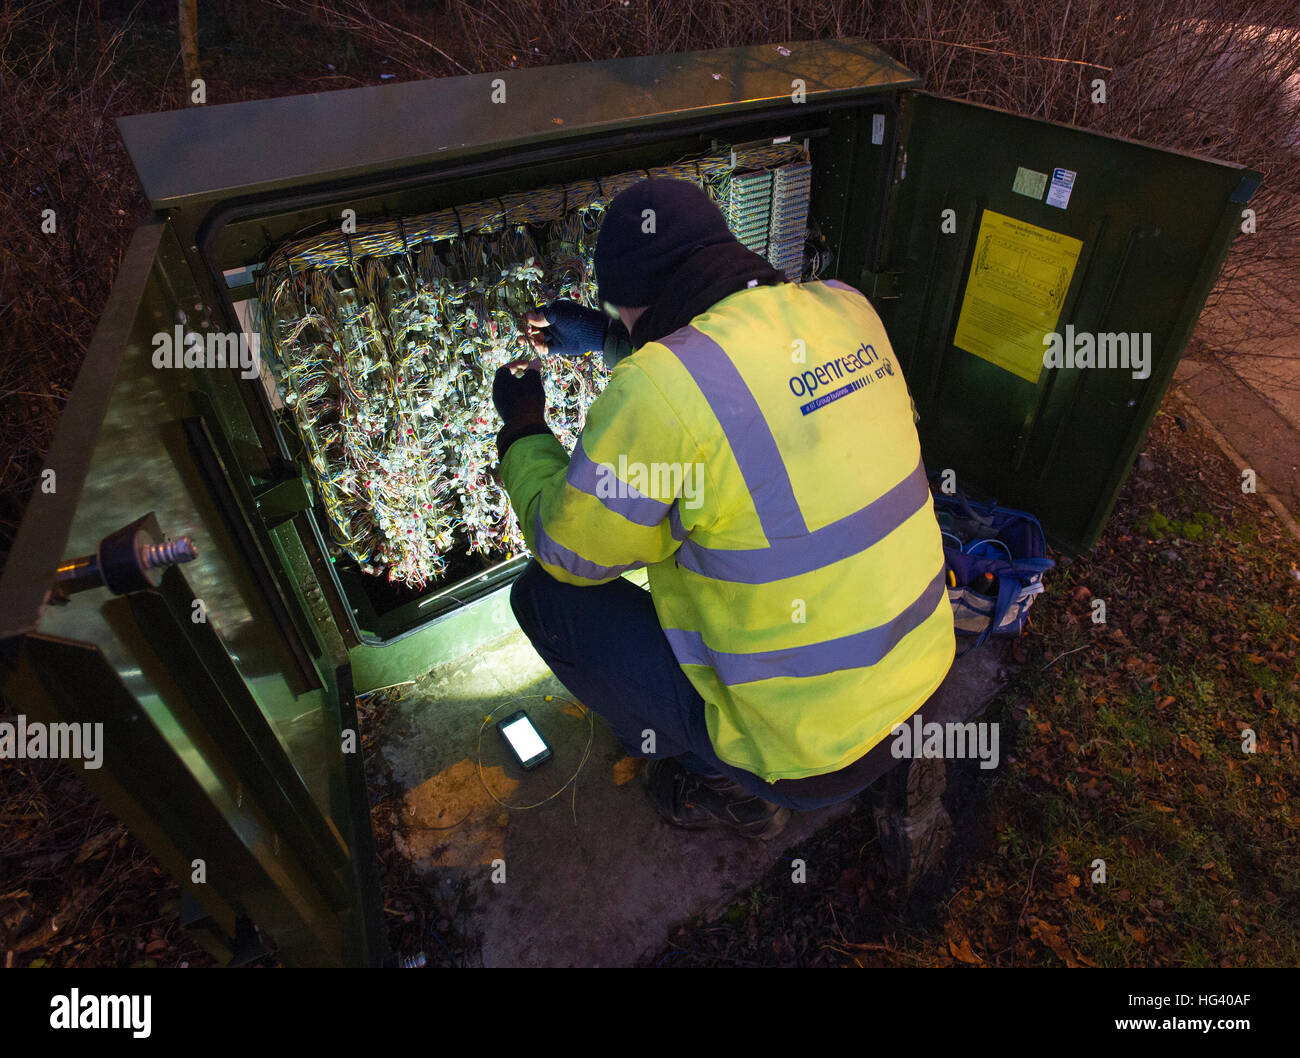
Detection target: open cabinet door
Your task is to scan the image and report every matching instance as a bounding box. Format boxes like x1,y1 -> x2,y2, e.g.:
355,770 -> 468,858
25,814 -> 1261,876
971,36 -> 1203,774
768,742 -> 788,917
0,220 -> 385,966
879,92 -> 1261,552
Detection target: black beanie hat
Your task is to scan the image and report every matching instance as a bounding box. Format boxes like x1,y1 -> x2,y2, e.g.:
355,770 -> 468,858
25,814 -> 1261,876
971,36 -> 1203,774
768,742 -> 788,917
595,178 -> 738,307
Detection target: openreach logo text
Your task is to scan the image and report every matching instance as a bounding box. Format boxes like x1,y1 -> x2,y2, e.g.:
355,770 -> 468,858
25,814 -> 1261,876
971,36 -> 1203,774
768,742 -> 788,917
0,715 -> 103,770
890,714 -> 999,770
152,325 -> 261,380
1042,325 -> 1151,380
50,990 -> 150,1038
787,342 -> 884,397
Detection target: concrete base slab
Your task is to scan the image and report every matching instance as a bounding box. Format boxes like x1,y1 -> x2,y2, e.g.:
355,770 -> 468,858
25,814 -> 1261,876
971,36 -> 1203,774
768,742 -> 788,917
376,622 -> 1010,966
377,628 -> 855,967
377,597 -> 1013,967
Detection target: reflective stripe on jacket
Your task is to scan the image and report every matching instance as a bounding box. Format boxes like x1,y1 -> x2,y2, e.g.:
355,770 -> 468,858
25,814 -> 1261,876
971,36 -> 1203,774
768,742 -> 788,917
500,279 -> 955,782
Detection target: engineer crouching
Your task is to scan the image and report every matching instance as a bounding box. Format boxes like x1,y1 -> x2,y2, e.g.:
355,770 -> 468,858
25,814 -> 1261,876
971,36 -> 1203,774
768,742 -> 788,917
491,178 -> 955,839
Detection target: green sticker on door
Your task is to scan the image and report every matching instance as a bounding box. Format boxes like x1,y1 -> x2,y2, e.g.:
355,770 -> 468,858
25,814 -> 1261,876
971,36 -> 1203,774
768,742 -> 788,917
1012,166 -> 1048,199
952,210 -> 1084,384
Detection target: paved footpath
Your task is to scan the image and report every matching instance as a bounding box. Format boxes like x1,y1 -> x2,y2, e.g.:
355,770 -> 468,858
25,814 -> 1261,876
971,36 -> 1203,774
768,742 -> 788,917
1172,247 -> 1300,541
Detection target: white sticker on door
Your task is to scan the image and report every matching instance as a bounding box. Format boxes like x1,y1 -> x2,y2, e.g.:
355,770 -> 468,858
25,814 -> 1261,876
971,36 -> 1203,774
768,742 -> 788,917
1046,168 -> 1076,209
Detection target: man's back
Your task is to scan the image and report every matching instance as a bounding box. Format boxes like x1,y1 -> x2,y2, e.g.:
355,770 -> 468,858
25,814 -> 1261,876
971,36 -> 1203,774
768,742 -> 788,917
547,278 -> 956,781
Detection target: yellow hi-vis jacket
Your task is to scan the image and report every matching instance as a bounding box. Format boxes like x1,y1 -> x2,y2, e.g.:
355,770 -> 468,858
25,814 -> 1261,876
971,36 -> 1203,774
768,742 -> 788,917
500,279 -> 956,782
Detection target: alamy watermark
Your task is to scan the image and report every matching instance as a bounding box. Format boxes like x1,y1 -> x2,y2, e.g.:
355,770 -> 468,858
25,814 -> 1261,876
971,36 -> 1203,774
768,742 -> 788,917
1043,325 -> 1151,380
152,325 -> 261,380
50,990 -> 150,1038
890,714 -> 999,770
0,715 -> 103,769
593,456 -> 705,510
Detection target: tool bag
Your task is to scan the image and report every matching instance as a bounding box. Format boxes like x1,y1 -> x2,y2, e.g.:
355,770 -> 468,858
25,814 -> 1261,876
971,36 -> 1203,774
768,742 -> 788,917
932,487 -> 1054,647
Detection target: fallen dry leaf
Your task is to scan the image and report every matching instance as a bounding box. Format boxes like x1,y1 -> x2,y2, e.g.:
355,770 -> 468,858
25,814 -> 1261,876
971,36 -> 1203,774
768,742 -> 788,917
948,932 -> 983,965
612,756 -> 645,786
1031,919 -> 1080,967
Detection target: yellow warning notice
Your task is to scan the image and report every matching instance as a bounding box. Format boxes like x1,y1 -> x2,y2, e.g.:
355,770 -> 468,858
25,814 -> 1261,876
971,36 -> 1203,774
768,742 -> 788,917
952,210 -> 1083,384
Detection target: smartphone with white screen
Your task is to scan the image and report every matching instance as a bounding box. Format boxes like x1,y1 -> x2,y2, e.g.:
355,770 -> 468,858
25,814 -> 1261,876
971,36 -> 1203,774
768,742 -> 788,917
497,710 -> 552,770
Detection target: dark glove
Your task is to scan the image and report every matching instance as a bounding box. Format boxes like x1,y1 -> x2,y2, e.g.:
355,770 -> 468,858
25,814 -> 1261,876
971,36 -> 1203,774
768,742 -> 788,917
492,361 -> 545,423
492,362 -> 551,458
531,300 -> 607,359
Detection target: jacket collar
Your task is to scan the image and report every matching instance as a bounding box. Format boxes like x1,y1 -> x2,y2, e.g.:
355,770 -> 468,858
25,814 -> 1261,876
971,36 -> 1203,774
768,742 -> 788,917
629,240 -> 786,349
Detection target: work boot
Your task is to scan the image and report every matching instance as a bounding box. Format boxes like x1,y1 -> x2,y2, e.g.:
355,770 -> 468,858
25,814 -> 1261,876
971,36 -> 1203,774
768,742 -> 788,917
641,758 -> 790,840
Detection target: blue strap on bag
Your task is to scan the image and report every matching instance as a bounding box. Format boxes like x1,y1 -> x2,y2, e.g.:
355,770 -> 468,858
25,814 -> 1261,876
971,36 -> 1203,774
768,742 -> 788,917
932,486 -> 1054,649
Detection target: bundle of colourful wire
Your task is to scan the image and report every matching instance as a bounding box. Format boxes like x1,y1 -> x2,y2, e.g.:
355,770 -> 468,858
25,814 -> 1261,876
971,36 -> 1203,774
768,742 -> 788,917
254,143 -> 803,588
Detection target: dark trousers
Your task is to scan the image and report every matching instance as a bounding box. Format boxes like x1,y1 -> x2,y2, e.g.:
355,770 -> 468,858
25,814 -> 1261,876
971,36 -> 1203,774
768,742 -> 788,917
509,560 -> 905,812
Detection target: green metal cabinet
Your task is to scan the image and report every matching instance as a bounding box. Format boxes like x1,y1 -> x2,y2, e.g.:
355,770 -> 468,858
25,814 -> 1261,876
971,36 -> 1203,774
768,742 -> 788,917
0,38 -> 1258,965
